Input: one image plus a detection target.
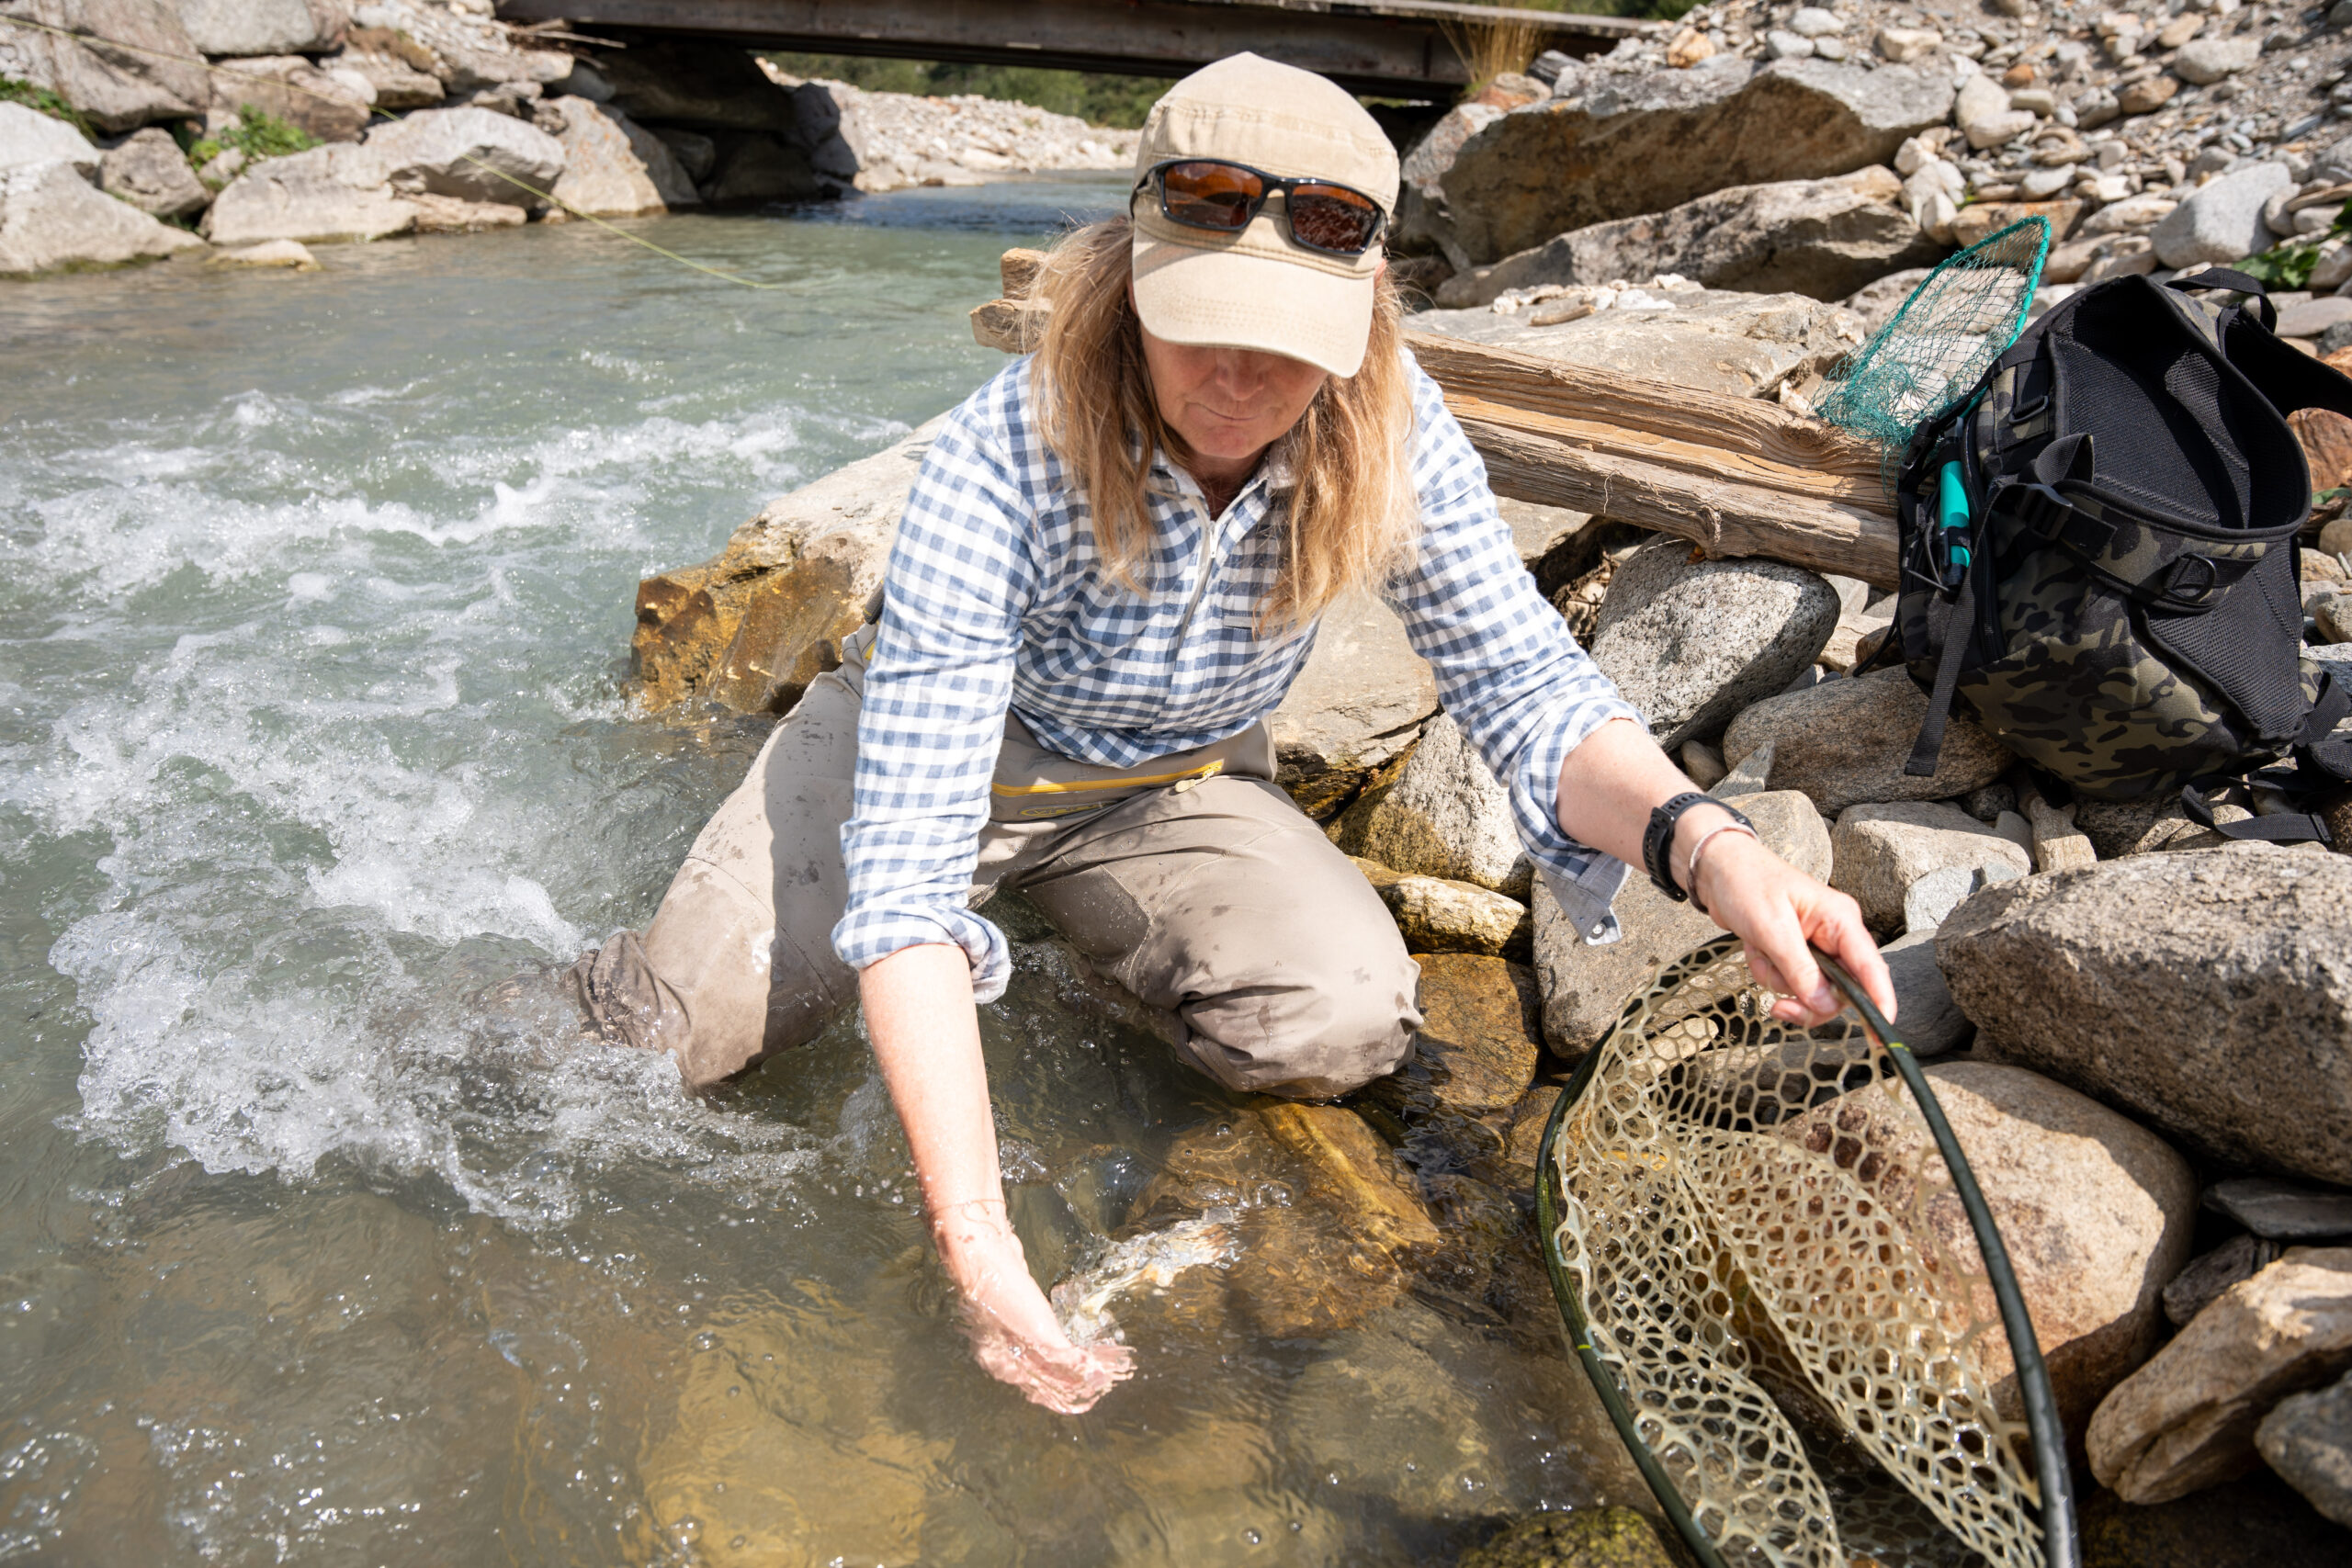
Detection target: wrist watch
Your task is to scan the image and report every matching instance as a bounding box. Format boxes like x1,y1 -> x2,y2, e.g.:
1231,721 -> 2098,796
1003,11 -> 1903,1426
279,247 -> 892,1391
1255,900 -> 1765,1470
1643,793 -> 1750,904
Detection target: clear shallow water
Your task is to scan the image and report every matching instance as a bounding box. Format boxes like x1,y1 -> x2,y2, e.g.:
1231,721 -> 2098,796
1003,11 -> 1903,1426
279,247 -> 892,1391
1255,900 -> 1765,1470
0,178 -> 1632,1565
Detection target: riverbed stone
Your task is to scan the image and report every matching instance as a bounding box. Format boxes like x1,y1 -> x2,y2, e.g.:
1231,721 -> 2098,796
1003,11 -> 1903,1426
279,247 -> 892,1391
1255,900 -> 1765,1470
1440,57 -> 1954,265
0,0 -> 210,133
1272,597 -> 1437,819
206,236 -> 316,268
1793,1062 -> 2197,1438
2153,162 -> 2294,268
365,105 -> 563,204
98,125 -> 207,218
1434,166 -> 1939,309
2089,1247 -> 2352,1503
201,143 -> 415,245
1359,864 -> 1531,959
2175,36 -> 2263,86
327,43 -> 445,111
1335,714 -> 1531,898
1589,542 -> 1840,750
1831,799 -> 2033,936
538,96 -> 696,215
1721,672 -> 2013,817
1881,928 -> 1971,1055
631,418 -> 939,715
1396,954 -> 1543,1116
1937,847 -> 2352,1185
1457,1506 -> 1679,1568
2256,1371 -> 2352,1527
0,155 -> 202,275
2205,1179 -> 2352,1243
1532,788 -> 1828,1055
210,53 -> 372,142
175,0 -> 337,55
0,101 -> 98,177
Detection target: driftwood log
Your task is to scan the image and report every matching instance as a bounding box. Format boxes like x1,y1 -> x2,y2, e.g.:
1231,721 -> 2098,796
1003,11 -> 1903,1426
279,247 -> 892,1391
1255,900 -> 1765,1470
973,247 -> 1900,588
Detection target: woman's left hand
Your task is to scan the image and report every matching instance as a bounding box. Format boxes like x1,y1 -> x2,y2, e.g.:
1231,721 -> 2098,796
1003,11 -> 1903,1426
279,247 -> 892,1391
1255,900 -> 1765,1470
1687,829 -> 1894,1028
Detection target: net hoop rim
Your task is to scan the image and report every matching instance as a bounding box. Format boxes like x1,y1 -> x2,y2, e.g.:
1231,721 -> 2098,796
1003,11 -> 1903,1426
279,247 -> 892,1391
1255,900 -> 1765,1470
1532,936 -> 2083,1568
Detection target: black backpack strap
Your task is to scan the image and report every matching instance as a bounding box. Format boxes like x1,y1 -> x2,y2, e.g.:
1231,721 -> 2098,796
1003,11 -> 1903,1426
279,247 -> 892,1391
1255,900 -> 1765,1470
2222,315 -> 2352,427
2180,779 -> 2335,845
2294,671 -> 2352,784
2168,268 -> 2278,331
1904,575 -> 1975,778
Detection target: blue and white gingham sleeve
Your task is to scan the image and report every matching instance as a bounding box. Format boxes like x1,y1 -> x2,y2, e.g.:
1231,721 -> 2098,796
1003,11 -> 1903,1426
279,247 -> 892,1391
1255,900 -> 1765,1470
1384,359 -> 1643,943
831,381 -> 1039,1001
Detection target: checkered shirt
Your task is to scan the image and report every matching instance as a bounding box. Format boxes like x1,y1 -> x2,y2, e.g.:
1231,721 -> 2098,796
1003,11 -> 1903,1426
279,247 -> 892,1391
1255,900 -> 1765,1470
832,353 -> 1641,1001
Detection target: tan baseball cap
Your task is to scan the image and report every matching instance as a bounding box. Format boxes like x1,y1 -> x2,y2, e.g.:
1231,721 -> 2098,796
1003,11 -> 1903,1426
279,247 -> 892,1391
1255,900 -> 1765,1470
1129,52 -> 1399,379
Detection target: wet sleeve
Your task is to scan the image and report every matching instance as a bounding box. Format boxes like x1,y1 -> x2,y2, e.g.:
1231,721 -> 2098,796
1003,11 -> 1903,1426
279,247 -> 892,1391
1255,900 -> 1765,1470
831,389 -> 1037,1002
1381,359 -> 1641,944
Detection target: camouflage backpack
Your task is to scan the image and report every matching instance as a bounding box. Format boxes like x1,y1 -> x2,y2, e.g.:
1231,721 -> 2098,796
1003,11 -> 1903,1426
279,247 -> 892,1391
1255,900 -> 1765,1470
1886,267 -> 2352,839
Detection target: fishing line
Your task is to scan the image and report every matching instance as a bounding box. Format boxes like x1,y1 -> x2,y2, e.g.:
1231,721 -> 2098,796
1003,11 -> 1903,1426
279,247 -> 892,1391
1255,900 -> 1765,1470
0,11 -> 786,289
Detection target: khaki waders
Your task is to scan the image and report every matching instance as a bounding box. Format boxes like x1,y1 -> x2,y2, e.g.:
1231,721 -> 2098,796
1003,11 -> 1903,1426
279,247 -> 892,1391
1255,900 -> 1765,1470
569,628 -> 1422,1097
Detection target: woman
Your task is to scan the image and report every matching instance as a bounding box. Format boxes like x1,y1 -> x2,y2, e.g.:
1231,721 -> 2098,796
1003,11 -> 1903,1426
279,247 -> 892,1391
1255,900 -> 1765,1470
571,52 -> 1893,1416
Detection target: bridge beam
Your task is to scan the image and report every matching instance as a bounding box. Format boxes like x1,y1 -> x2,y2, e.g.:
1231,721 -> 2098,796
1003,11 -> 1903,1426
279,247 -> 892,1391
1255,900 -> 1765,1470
494,0 -> 1657,97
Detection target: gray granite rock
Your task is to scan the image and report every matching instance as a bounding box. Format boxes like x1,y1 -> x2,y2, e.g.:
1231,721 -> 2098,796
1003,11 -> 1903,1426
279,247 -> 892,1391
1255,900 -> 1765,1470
176,0 -> 335,56
1340,715 -> 1531,898
1721,672 -> 2013,816
365,105 -> 564,205
0,0 -> 209,134
0,101 -> 97,176
2174,36 -> 2263,86
201,143 -> 416,245
1440,57 -> 1953,264
0,155 -> 202,276
1589,540 -> 1840,750
1833,799 -> 2033,936
1939,847 -> 2352,1185
1901,859 -> 2023,933
98,125 -> 207,219
2256,1370 -> 2352,1528
2153,162 -> 2294,268
2206,1179 -> 2352,1243
1881,927 -> 1971,1054
539,96 -> 697,215
1271,597 -> 1437,819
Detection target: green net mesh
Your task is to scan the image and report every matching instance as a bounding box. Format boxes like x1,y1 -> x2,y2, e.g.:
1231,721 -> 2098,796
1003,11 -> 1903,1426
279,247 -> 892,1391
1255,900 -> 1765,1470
1813,219 -> 2052,457
1546,937 -> 2047,1568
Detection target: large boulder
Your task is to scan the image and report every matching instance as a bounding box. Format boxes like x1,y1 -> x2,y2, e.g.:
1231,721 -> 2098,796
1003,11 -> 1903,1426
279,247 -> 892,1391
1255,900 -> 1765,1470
593,37 -> 801,134
632,419 -> 939,715
1332,714 -> 1531,898
0,156 -> 202,275
1441,57 -> 1955,265
365,105 -> 563,205
175,0 -> 339,55
2153,162 -> 2294,269
325,41 -> 444,111
1831,799 -> 2033,937
706,133 -> 820,205
538,96 -> 695,216
209,53 -> 372,142
1589,541 -> 1839,750
2088,1247 -> 2352,1503
1720,671 -> 2013,817
2256,1371 -> 2352,1528
1532,788 -> 1828,1055
0,0 -> 209,133
201,143 -> 414,244
1437,166 -> 1943,310
98,125 -> 207,218
1939,848 -> 2352,1185
1795,1063 -> 2197,1438
1271,595 -> 1437,819
1410,286 -> 1867,402
0,100 -> 97,176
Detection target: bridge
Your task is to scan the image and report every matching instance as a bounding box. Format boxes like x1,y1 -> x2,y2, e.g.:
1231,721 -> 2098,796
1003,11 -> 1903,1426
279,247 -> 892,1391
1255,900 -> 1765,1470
492,0 -> 1660,98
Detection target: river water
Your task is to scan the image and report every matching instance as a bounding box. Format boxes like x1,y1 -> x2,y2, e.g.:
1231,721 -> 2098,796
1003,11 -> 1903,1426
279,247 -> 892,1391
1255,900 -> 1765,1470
0,177 -> 1634,1566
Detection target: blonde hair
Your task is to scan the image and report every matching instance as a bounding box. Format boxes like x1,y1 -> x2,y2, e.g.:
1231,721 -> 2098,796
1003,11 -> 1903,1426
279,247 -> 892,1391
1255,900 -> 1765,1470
1030,217 -> 1419,634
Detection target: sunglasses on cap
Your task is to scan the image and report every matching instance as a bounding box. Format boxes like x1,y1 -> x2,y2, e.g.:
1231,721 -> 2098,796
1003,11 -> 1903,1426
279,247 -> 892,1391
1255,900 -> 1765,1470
1136,159 -> 1388,258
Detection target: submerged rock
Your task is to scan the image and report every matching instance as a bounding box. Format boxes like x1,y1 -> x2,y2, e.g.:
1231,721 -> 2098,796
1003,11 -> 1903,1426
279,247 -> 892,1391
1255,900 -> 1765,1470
0,156 -> 202,276
1374,953 -> 1542,1121
1589,540 -> 1840,750
2088,1247 -> 2352,1504
1440,57 -> 1953,264
1456,1506 -> 1679,1568
1938,847 -> 2352,1185
2078,1469 -> 2352,1567
1721,671 -> 2012,816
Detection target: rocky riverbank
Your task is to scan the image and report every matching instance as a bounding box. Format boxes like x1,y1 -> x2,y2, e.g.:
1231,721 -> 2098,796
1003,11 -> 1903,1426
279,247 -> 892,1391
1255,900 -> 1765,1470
0,0 -> 1137,276
628,236 -> 2352,1559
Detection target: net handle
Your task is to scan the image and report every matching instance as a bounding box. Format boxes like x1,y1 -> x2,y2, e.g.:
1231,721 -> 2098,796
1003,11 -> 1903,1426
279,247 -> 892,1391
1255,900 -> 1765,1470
1812,945 -> 2082,1568
1532,1054 -> 1734,1568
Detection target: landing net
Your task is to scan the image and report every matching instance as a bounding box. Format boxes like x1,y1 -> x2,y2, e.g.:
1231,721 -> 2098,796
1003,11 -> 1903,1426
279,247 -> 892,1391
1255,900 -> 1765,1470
1813,219 -> 2051,456
1536,937 -> 2073,1568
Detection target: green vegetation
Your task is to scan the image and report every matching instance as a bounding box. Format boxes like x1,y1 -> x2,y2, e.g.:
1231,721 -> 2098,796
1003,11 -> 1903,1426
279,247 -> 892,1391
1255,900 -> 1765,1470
2237,198 -> 2352,291
763,54 -> 1167,129
0,74 -> 92,138
185,105 -> 320,172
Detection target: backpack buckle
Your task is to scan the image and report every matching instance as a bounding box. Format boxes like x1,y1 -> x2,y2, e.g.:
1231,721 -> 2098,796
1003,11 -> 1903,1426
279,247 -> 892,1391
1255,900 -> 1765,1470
2009,480 -> 2091,541
2159,553 -> 2222,607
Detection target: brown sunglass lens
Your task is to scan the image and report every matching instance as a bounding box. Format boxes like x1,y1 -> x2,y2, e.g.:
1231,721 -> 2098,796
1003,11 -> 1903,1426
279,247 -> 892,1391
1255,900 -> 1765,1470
1161,162 -> 1262,231
1288,186 -> 1380,253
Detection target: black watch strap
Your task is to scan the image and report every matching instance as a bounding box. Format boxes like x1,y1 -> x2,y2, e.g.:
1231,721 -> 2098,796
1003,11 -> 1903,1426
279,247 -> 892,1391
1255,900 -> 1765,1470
1643,792 -> 1747,903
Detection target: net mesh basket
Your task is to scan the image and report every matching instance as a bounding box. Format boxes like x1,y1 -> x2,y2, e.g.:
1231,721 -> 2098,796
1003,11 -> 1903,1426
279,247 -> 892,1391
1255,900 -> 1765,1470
1544,937 -> 2050,1568
1812,218 -> 2051,461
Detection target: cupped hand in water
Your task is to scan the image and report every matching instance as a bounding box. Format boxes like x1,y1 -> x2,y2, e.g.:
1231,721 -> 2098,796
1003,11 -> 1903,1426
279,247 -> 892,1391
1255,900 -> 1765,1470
934,1201 -> 1137,1415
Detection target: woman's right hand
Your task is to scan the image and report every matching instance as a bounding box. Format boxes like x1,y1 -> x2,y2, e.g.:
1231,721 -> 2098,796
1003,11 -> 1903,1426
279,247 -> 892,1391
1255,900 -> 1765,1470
933,1200 -> 1135,1414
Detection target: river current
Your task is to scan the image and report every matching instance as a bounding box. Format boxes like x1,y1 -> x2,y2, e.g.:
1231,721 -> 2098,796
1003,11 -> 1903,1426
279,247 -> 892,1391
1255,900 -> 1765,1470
0,179 -> 1631,1566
